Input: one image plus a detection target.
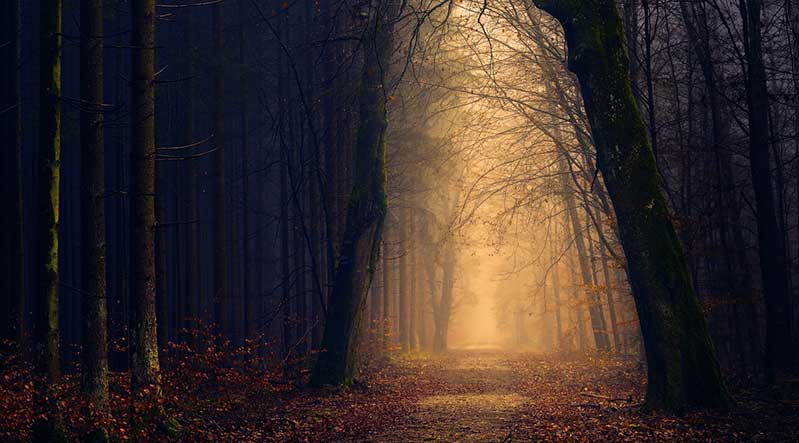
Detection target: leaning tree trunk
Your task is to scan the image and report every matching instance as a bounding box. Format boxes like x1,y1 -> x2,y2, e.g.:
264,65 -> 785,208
0,0 -> 24,356
532,0 -> 731,411
310,0 -> 393,386
80,0 -> 109,441
33,0 -> 66,440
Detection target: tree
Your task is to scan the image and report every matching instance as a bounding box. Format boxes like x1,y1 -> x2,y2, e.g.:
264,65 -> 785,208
398,207 -> 409,351
0,0 -> 24,356
212,2 -> 228,341
32,0 -> 66,440
739,0 -> 792,382
311,0 -> 394,385
129,0 -> 178,435
80,0 -> 109,441
532,0 -> 731,411
558,149 -> 610,351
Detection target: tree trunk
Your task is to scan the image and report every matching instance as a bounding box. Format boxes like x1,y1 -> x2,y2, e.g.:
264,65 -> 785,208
398,207 -> 409,351
787,0 -> 799,363
550,240 -> 563,350
130,0 -> 178,435
435,243 -> 455,353
739,0 -> 793,382
408,209 -> 418,351
559,153 -> 610,351
382,224 -> 391,351
212,2 -> 228,341
679,0 -> 760,375
533,0 -> 731,411
33,0 -> 66,440
80,0 -> 109,440
596,221 -> 621,351
566,247 -> 588,352
310,0 -> 392,385
182,9 -> 199,345
0,0 -> 24,356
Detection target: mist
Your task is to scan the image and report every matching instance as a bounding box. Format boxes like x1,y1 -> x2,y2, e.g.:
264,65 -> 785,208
2,0 -> 798,441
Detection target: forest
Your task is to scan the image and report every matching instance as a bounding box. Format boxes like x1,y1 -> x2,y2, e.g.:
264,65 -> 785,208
1,0 -> 799,441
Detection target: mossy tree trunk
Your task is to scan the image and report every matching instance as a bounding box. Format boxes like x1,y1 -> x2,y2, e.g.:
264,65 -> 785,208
310,0 -> 393,386
80,0 -> 109,441
0,0 -> 24,356
532,0 -> 731,411
33,0 -> 66,441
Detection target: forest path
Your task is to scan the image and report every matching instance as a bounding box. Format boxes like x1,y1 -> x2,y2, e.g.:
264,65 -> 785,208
369,349 -> 529,442
265,350 -> 799,442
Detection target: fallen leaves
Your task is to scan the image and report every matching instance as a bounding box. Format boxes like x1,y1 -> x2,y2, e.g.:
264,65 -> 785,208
1,347 -> 798,442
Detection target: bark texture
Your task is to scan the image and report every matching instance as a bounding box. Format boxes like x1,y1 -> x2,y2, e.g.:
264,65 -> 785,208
33,0 -> 66,440
533,0 -> 731,411
311,0 -> 393,385
80,0 -> 109,440
130,0 -> 177,435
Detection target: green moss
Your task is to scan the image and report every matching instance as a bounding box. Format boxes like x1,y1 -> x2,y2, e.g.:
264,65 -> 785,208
534,0 -> 731,412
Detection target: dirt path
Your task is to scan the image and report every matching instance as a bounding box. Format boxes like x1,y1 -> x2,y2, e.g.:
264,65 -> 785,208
370,350 -> 528,442
263,349 -> 799,442
356,349 -> 799,443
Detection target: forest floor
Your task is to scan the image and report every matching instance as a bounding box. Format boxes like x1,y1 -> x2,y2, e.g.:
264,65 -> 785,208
4,348 -> 799,442
267,348 -> 799,443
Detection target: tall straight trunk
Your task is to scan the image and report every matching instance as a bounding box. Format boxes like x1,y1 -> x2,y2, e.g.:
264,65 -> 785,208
788,0 -> 799,359
80,0 -> 109,440
534,0 -> 730,411
679,0 -> 760,374
182,10 -> 199,343
398,208 -> 409,351
382,226 -> 391,350
277,3 -> 292,357
155,168 -> 168,349
560,157 -> 610,351
417,257 -> 428,351
239,0 -> 253,343
310,0 -> 392,385
294,170 -> 307,357
550,241 -> 563,349
211,2 -> 228,340
371,261 -> 382,337
739,0 -> 792,382
641,0 -> 658,161
541,273 -> 553,350
435,242 -> 455,353
322,0 -> 340,289
408,209 -> 418,351
33,0 -> 65,440
596,220 -> 621,350
0,0 -> 24,355
130,0 -> 177,434
585,218 -> 606,343
566,248 -> 588,351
